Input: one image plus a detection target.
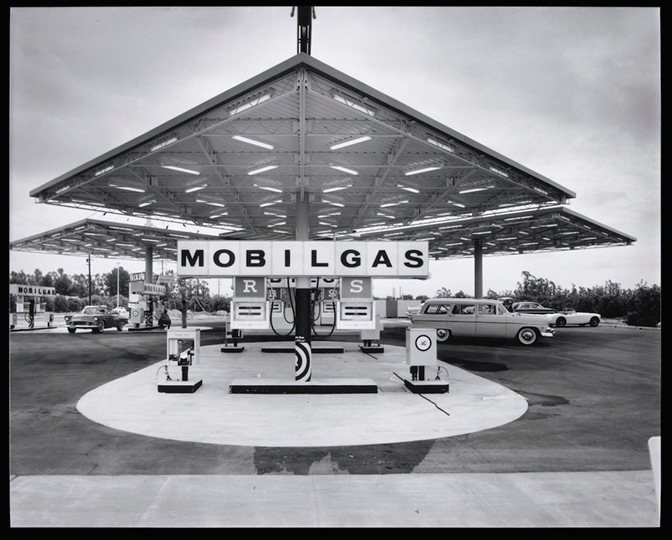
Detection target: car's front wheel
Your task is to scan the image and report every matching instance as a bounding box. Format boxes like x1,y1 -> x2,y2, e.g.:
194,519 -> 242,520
589,317 -> 600,327
116,324 -> 125,331
555,317 -> 566,327
436,328 -> 451,342
516,327 -> 538,345
67,328 -> 76,334
94,320 -> 105,333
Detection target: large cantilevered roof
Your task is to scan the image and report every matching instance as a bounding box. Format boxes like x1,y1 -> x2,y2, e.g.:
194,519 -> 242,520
9,218 -> 222,262
354,205 -> 636,259
9,206 -> 636,265
28,53 -> 581,243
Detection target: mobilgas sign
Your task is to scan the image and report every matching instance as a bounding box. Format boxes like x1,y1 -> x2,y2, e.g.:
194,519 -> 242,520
177,241 -> 429,278
10,284 -> 56,297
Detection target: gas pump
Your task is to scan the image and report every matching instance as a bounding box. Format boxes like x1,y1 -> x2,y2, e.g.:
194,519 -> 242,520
158,328 -> 202,393
230,277 -> 270,330
221,311 -> 245,353
267,278 -> 294,337
360,314 -> 384,353
316,278 -> 338,327
403,327 -> 449,394
128,281 -> 166,329
336,277 -> 376,331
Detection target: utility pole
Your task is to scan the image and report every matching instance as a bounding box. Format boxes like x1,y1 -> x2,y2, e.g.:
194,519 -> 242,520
87,256 -> 92,305
116,262 -> 120,308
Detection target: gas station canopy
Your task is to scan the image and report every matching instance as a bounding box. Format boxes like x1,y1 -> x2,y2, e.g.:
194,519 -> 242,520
20,53 -> 635,272
356,205 -> 636,259
9,218 -> 222,262
28,54 -> 588,244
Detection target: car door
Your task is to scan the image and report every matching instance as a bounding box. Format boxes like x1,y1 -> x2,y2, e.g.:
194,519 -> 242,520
449,303 -> 477,337
475,302 -> 508,338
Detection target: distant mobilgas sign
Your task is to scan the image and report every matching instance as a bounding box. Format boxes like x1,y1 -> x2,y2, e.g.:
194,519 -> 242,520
177,241 -> 429,278
10,284 -> 56,297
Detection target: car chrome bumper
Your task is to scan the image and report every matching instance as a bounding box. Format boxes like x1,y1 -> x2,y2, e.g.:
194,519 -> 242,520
540,329 -> 554,338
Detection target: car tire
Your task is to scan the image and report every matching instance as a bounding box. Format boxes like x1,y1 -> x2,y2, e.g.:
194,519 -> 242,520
94,321 -> 105,333
555,317 -> 567,327
117,324 -> 125,331
67,328 -> 76,334
516,327 -> 538,345
589,317 -> 600,327
436,328 -> 451,342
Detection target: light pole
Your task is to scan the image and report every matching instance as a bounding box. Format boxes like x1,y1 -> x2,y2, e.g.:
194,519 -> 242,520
116,263 -> 120,308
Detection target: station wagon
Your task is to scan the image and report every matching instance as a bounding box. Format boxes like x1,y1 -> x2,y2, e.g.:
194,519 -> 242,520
410,298 -> 554,345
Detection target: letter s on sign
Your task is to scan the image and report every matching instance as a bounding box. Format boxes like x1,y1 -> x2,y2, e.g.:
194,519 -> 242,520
350,279 -> 363,294
403,249 -> 424,268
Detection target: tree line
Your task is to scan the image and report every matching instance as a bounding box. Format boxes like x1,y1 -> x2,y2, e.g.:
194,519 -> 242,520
428,271 -> 660,327
10,267 -> 661,327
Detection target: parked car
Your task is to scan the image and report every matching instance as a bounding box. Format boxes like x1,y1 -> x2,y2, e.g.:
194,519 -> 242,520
498,297 -> 515,312
411,298 -> 554,345
111,307 -> 129,319
64,305 -> 128,333
510,301 -> 557,315
549,308 -> 601,327
405,303 -> 424,317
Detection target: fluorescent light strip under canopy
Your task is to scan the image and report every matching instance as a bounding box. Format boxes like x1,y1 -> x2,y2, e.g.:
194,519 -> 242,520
232,135 -> 274,150
330,136 -> 372,150
330,165 -> 358,175
323,185 -> 351,193
162,165 -> 200,175
229,94 -> 272,116
405,166 -> 441,176
248,165 -> 278,175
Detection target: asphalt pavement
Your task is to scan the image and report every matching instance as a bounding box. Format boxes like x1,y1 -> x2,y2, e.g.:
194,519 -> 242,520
9,318 -> 661,527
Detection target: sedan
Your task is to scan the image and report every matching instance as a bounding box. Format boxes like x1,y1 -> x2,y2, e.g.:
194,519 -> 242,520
510,302 -> 557,314
64,305 -> 128,333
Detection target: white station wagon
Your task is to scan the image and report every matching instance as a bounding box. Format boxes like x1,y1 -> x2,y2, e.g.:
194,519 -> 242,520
410,298 -> 554,345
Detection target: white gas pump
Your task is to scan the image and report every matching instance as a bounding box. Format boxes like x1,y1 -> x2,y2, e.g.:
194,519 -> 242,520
404,327 -> 449,394
317,278 -> 338,326
230,277 -> 270,330
360,314 -> 384,353
336,277 -> 376,331
158,328 -> 202,393
221,312 -> 245,353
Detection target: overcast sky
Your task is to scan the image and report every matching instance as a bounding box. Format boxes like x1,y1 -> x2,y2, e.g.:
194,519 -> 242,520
9,6 -> 661,298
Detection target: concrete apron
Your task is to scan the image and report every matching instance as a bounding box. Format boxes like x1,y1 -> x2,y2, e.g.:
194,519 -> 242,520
76,341 -> 528,447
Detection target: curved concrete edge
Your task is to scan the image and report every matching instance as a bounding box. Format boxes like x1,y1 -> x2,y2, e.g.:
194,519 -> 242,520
76,341 -> 529,447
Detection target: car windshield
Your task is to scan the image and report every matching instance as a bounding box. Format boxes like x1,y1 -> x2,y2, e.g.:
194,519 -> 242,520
82,307 -> 105,314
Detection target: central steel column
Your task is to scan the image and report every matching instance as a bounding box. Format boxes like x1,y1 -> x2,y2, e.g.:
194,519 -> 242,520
294,195 -> 312,382
474,239 -> 483,299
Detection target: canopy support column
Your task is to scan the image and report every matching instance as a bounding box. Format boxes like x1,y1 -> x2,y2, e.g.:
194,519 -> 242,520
474,239 -> 483,299
145,246 -> 153,285
294,196 -> 312,382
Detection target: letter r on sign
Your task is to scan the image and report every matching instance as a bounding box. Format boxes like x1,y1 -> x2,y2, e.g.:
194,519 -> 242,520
243,280 -> 258,294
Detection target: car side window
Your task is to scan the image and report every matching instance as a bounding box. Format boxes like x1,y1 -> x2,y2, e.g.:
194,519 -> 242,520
477,304 -> 496,315
425,304 -> 450,314
453,304 -> 475,315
